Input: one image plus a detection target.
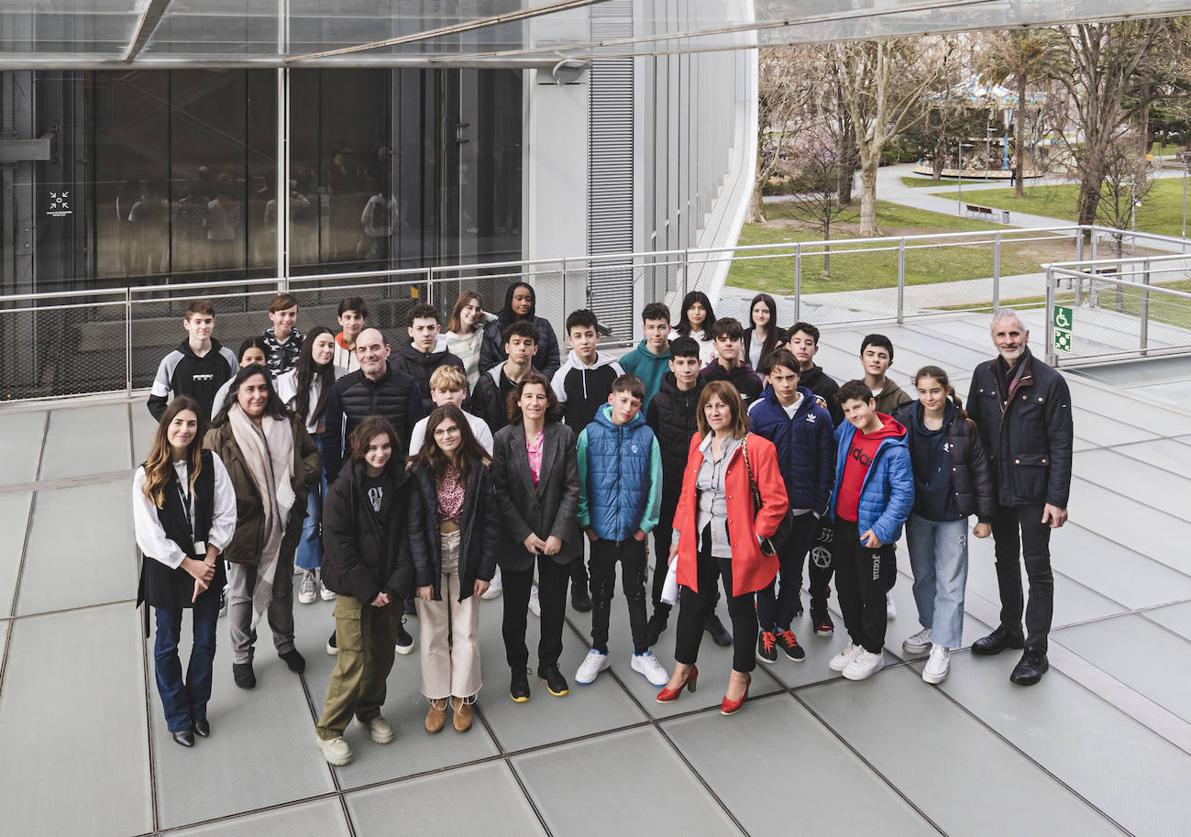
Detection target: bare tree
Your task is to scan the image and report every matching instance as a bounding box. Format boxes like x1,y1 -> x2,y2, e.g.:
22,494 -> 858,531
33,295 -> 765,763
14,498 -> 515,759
1096,136 -> 1154,259
782,121 -> 858,277
751,47 -> 813,223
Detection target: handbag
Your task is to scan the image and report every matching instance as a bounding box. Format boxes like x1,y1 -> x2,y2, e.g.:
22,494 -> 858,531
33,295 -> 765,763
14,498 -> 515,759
740,435 -> 793,557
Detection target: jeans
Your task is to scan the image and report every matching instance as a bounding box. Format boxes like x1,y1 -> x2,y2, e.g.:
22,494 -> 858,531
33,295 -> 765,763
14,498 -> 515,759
833,519 -> 897,654
295,433 -> 327,573
991,503 -> 1054,652
588,537 -> 649,654
674,532 -> 759,673
154,589 -> 221,733
905,515 -> 969,649
503,556 -> 570,671
756,512 -> 819,632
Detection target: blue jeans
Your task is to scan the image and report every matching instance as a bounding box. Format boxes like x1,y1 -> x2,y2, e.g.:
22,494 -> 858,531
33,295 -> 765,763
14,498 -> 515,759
153,589 -> 221,733
905,515 -> 969,650
296,433 -> 328,573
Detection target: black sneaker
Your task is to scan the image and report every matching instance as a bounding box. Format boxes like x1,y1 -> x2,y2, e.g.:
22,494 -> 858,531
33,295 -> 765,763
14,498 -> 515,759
279,648 -> 306,673
538,664 -> 570,697
232,662 -> 256,689
776,629 -> 807,662
646,607 -> 670,648
571,586 -> 593,613
756,630 -> 779,664
325,631 -> 338,656
812,611 -> 834,637
395,618 -> 415,655
510,668 -> 531,703
705,613 -> 733,647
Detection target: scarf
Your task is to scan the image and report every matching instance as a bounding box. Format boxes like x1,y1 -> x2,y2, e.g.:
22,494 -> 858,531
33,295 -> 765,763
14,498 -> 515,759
229,404 -> 296,627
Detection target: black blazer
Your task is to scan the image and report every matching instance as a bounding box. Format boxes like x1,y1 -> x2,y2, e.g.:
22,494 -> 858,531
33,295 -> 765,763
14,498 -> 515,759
407,460 -> 500,602
491,421 -> 582,571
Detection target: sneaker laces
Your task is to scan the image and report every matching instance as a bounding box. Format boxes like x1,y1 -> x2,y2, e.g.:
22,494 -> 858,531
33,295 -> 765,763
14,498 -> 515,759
779,630 -> 799,649
760,631 -> 776,653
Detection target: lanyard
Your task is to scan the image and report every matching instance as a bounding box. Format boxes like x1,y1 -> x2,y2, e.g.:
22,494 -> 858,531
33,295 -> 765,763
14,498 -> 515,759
176,470 -> 195,541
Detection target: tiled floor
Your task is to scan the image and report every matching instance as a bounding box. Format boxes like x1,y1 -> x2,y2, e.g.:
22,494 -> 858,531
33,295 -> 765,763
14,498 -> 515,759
2,319 -> 1191,836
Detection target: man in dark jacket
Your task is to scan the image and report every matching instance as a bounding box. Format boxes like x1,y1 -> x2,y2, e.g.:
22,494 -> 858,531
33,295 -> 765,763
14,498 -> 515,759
749,349 -> 837,662
699,317 -> 762,406
967,309 -> 1073,686
472,321 -> 538,435
786,321 -> 843,426
393,304 -> 466,413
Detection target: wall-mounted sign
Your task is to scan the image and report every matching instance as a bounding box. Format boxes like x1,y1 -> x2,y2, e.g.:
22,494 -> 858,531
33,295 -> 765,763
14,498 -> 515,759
46,191 -> 72,217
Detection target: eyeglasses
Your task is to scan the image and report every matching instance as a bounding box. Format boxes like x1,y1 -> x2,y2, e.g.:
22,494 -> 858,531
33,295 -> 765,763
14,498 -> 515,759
433,426 -> 461,437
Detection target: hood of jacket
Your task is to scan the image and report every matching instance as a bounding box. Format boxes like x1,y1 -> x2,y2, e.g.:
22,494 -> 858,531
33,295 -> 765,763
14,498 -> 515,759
399,341 -> 453,370
592,401 -> 646,433
630,339 -> 671,364
701,359 -> 757,384
176,337 -> 226,359
657,371 -> 703,399
564,349 -> 621,370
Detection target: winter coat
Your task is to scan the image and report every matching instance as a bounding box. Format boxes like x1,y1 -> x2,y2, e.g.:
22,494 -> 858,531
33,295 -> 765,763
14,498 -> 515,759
747,386 -> 837,514
551,350 -> 624,430
645,374 -> 704,515
966,347 -> 1074,508
392,342 -> 466,414
577,404 -> 662,542
873,379 -> 912,416
828,415 -> 915,546
673,432 -> 788,596
492,421 -> 582,571
800,364 -> 842,426
479,315 -> 561,381
322,364 -> 424,482
894,400 -> 996,522
406,460 -> 500,602
320,458 -> 413,604
699,359 -> 763,407
470,364 -> 518,434
617,340 -> 672,408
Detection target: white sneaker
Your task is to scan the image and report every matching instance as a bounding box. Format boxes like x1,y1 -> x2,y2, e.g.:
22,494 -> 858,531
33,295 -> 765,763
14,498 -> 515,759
843,648 -> 884,681
886,595 -> 897,620
366,715 -> 395,744
318,574 -> 336,601
631,650 -> 669,686
298,571 -> 317,604
317,735 -> 352,766
922,644 -> 951,684
482,566 -> 503,600
575,649 -> 610,684
528,584 -> 541,617
828,642 -> 862,672
902,627 -> 933,655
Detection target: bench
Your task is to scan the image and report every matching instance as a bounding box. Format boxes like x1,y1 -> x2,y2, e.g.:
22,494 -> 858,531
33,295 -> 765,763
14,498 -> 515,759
965,203 -> 1011,223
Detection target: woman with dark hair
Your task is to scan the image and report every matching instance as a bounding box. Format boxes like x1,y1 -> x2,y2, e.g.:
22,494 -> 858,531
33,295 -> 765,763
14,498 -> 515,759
659,380 -> 788,715
315,415 -> 413,767
133,396 -> 237,748
407,405 -> 500,734
445,290 -> 496,389
478,281 -> 561,380
204,364 -> 319,690
276,326 -> 345,604
743,293 -> 786,371
211,336 -> 270,411
669,291 -> 717,364
492,373 -> 581,702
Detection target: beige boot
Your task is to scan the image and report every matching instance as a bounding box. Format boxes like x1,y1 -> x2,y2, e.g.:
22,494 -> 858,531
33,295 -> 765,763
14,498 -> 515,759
451,696 -> 475,733
425,698 -> 448,734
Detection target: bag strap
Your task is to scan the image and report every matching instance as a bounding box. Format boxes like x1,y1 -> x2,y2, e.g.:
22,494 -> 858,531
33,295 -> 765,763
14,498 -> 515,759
740,436 -> 762,514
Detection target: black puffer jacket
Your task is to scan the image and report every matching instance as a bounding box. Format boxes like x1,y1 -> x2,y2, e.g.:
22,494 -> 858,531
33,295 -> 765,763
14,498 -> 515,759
800,365 -> 842,426
322,364 -> 425,482
321,459 -> 413,604
406,460 -> 500,602
966,347 -> 1074,508
895,401 -> 996,522
645,373 -> 704,515
393,343 -> 466,413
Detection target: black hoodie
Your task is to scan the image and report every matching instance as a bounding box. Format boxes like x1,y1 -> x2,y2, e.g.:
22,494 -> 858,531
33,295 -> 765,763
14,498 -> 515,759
147,338 -> 238,422
645,373 -> 705,512
392,342 -> 465,413
799,364 -> 842,426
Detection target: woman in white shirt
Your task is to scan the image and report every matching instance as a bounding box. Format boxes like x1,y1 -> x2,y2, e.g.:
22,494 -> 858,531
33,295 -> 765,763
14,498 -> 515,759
443,291 -> 496,390
133,396 -> 236,749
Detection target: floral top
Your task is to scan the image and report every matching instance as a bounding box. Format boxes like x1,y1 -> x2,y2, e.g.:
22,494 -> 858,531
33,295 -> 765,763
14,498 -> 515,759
526,429 -> 545,486
436,464 -> 465,522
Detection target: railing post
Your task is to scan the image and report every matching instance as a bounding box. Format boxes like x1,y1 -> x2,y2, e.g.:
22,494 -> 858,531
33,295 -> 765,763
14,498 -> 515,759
561,257 -> 568,317
1141,258 -> 1151,356
681,249 -> 690,298
793,243 -> 802,325
992,230 -> 1002,311
424,267 -> 433,306
1045,266 -> 1057,367
125,288 -> 133,397
896,238 -> 906,324
1090,230 -> 1098,263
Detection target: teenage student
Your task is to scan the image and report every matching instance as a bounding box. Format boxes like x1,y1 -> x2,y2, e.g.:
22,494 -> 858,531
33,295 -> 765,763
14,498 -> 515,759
699,317 -> 763,407
894,366 -> 994,684
575,374 -> 668,687
618,302 -> 673,408
749,349 -> 836,664
204,364 -> 320,689
407,405 -> 499,734
444,290 -> 495,389
744,293 -> 786,371
276,326 -> 345,605
670,291 -> 717,365
332,297 -> 368,372
409,365 -> 495,457
315,416 -> 413,767
860,334 -> 912,416
551,308 -> 623,613
479,282 -> 561,380
786,322 -> 842,426
133,396 -> 237,748
827,381 -> 914,682
395,303 -> 466,412
262,292 -> 303,375
148,299 -> 238,422
211,337 -> 270,416
659,381 -> 788,715
472,321 -> 539,435
967,309 -> 1072,686
493,374 -> 582,702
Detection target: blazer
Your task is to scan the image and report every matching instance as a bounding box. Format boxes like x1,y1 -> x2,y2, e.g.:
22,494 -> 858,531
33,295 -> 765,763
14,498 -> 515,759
492,421 -> 583,571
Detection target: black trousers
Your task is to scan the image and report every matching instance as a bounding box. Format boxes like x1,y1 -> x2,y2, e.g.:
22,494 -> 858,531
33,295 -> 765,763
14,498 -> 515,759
833,519 -> 896,654
652,501 -> 720,616
991,503 -> 1054,652
756,512 -> 820,632
674,533 -> 759,673
569,539 -> 589,595
503,556 -> 571,671
589,537 -> 649,654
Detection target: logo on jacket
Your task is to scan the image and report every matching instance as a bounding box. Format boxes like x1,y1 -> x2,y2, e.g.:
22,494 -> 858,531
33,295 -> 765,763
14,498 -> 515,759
631,444 -> 639,454
806,414 -> 816,423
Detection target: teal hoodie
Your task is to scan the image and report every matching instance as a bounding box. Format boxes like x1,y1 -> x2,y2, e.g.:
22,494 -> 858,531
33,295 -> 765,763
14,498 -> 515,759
617,340 -> 672,409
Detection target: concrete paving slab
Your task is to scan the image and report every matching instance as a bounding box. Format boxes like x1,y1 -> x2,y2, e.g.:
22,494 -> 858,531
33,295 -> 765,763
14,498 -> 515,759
1066,406 -> 1159,448
39,402 -> 131,480
513,726 -> 740,836
0,491 -> 32,617
171,799 -> 351,837
799,666 -> 1120,837
131,401 -> 160,464
1054,614 -> 1191,725
1063,378 -> 1191,438
0,605 -> 152,837
664,693 -> 935,836
17,479 -> 136,616
1145,601 -> 1191,643
920,651 -> 1191,837
1068,477 -> 1191,574
1112,437 -> 1191,478
347,761 -> 545,837
0,619 -> 7,682
1050,524 -> 1191,610
1074,448 -> 1191,522
0,409 -> 45,486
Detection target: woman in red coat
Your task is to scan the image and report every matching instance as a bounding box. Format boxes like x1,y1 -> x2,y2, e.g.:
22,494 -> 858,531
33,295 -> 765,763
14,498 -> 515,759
659,380 -> 788,715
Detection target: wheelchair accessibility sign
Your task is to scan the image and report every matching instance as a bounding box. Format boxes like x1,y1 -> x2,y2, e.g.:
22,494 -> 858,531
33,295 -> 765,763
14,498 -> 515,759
1053,306 -> 1073,352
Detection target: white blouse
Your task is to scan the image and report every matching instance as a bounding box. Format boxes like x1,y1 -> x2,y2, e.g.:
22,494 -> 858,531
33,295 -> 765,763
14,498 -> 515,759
132,454 -> 237,570
276,366 -> 346,433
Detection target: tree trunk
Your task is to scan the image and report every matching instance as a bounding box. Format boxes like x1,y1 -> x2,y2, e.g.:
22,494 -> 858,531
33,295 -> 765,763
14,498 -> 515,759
837,133 -> 857,205
822,216 -> 831,278
1077,175 -> 1103,229
1015,70 -> 1027,198
749,185 -> 768,223
858,162 -> 879,236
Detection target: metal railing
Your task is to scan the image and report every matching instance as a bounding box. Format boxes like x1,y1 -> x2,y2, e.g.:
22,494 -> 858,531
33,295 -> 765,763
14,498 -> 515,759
1,223 -> 1186,403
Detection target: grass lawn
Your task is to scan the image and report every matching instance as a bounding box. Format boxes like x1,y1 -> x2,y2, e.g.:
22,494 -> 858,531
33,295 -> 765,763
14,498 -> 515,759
729,200 -> 1077,294
927,177 -> 1190,236
900,175 -> 1005,189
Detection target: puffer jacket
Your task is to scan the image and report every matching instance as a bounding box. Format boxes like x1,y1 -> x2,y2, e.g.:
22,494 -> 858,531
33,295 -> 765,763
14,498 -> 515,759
748,386 -> 836,514
895,400 -> 996,522
699,359 -> 763,407
577,404 -> 662,541
479,315 -> 561,381
645,373 -> 704,514
800,364 -> 842,426
392,343 -> 466,413
828,416 -> 915,546
322,364 -> 425,482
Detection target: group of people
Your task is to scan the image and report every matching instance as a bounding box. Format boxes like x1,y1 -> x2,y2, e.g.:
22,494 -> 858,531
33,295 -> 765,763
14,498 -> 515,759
133,285 -> 1073,765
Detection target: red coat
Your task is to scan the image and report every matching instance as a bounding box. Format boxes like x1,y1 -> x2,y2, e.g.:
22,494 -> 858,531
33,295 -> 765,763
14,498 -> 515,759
673,432 -> 788,596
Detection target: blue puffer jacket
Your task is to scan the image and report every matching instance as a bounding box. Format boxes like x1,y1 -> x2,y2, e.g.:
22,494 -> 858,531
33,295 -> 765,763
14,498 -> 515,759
748,387 -> 837,514
829,416 -> 915,546
577,405 -> 662,541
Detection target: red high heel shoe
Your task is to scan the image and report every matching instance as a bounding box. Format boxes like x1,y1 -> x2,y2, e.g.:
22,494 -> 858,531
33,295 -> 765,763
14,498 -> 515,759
656,665 -> 699,703
720,673 -> 751,716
